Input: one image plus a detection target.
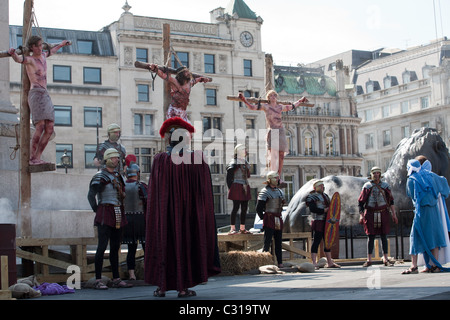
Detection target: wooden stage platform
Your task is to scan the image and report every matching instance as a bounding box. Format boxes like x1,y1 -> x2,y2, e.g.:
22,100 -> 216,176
13,232 -> 312,283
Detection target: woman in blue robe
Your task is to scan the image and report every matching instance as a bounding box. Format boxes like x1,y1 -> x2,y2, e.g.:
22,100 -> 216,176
403,158 -> 450,274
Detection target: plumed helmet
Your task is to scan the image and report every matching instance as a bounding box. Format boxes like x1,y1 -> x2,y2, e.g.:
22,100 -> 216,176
263,170 -> 279,184
103,148 -> 120,161
126,163 -> 140,177
159,117 -> 195,138
369,166 -> 383,178
313,179 -> 324,189
107,123 -> 121,133
234,144 -> 245,154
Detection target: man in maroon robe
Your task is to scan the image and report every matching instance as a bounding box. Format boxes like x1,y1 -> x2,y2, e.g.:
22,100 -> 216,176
145,117 -> 221,297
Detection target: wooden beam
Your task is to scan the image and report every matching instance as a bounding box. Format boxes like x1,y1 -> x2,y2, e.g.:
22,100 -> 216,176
19,0 -> 34,238
28,162 -> 56,173
16,248 -> 73,270
1,256 -> 8,290
134,61 -> 212,81
227,95 -> 314,107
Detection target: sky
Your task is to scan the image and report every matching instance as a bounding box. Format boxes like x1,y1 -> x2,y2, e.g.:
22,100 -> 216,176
8,0 -> 450,65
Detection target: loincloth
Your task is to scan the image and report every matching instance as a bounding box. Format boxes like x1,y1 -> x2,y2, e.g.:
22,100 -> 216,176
167,104 -> 190,124
28,87 -> 54,124
266,127 -> 288,152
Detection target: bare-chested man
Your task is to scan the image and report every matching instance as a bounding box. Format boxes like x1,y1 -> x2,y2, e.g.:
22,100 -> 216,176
148,64 -> 211,123
239,90 -> 308,185
9,36 -> 70,165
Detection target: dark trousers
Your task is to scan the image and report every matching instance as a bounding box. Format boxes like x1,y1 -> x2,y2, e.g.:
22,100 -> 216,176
230,200 -> 248,226
95,224 -> 122,279
311,230 -> 331,253
263,227 -> 283,265
367,234 -> 388,255
126,242 -> 145,270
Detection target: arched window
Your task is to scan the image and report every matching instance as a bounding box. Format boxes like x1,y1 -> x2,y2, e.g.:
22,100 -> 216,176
325,132 -> 334,156
286,130 -> 294,155
304,132 -> 313,155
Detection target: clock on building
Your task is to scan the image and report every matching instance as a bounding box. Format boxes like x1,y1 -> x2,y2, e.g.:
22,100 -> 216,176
240,31 -> 254,47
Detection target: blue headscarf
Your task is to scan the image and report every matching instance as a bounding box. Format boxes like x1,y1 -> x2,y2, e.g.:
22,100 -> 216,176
407,159 -> 450,272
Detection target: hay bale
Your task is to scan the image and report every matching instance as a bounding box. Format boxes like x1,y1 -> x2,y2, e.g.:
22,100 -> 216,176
220,251 -> 273,274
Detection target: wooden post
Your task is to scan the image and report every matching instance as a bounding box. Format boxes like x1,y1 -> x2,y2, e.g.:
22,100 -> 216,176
162,24 -> 171,121
161,23 -> 171,150
20,0 -> 34,238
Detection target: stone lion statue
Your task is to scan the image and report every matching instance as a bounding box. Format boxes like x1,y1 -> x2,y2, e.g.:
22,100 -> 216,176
284,127 -> 450,233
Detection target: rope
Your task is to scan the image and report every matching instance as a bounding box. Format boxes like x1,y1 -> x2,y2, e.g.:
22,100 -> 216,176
9,124 -> 20,160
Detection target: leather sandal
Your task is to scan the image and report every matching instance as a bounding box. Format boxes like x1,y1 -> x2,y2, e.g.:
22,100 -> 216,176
401,266 -> 418,274
178,289 -> 196,298
93,280 -> 108,290
111,278 -> 133,288
154,288 -> 166,297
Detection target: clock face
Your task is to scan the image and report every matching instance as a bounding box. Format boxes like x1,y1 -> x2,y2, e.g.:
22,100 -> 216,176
240,31 -> 254,47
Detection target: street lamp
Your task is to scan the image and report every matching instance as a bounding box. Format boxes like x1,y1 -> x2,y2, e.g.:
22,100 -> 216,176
61,149 -> 71,174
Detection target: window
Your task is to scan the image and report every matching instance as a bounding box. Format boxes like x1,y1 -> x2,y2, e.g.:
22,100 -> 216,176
213,185 -> 224,214
136,48 -> 148,62
203,116 -> 222,136
364,109 -> 373,122
401,126 -> 410,139
134,114 -> 154,135
134,147 -> 155,173
137,84 -> 149,102
304,132 -> 313,155
84,107 -> 102,127
171,51 -> 189,69
244,59 -> 252,77
54,106 -> 72,126
16,35 -> 23,47
47,37 -> 68,53
206,88 -> 217,106
77,40 -> 94,54
204,54 -> 215,73
382,105 -> 390,118
401,101 -> 409,114
420,96 -> 429,109
286,130 -> 294,155
366,160 -> 376,176
208,149 -> 223,174
56,144 -> 73,168
365,133 -> 374,149
382,130 -> 391,146
53,65 -> 71,83
284,175 -> 294,203
83,67 -> 101,84
84,144 -> 97,169
325,132 -> 334,156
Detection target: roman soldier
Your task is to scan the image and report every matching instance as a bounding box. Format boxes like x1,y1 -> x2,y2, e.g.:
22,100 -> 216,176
358,166 -> 398,267
122,162 -> 148,280
256,171 -> 285,267
226,144 -> 252,234
87,148 -> 132,289
145,117 -> 221,298
306,179 -> 340,269
94,123 -> 126,173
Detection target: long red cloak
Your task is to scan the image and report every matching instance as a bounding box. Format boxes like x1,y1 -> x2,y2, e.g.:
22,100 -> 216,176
144,150 -> 221,292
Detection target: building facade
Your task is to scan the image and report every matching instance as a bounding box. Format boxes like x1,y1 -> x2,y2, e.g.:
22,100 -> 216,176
353,40 -> 450,175
8,0 -> 270,217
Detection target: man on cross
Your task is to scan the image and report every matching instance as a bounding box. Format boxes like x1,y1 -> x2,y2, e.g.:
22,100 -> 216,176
9,35 -> 70,165
239,90 -> 308,186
